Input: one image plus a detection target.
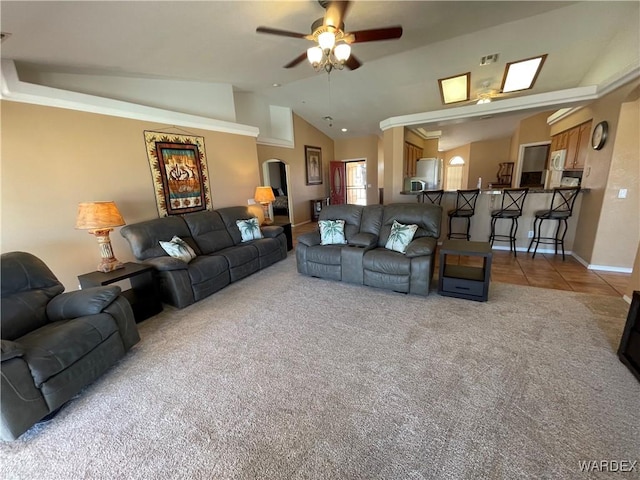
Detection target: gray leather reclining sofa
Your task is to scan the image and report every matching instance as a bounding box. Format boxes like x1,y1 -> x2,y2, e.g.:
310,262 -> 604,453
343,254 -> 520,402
296,203 -> 442,296
121,206 -> 287,309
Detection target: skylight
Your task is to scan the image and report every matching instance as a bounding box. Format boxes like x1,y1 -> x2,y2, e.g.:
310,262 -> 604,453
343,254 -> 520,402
438,72 -> 470,104
501,54 -> 547,93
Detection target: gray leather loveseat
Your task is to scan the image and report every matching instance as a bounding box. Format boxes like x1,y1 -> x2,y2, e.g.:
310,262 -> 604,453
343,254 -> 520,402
1,251 -> 140,441
121,206 -> 287,309
296,203 -> 442,296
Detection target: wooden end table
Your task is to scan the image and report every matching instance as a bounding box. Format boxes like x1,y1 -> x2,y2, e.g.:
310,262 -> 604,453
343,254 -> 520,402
78,262 -> 162,322
438,240 -> 492,302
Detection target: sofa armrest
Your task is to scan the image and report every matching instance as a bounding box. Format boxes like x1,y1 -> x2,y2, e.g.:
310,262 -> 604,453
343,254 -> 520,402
405,237 -> 437,258
261,225 -> 284,238
349,232 -> 377,248
1,340 -> 25,362
297,231 -> 321,247
143,256 -> 189,271
46,286 -> 122,321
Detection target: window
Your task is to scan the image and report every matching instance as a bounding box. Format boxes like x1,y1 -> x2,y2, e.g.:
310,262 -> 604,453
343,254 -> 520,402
446,156 -> 464,190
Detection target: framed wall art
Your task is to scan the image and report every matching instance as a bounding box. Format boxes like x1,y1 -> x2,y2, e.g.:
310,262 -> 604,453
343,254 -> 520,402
305,145 -> 323,185
144,131 -> 212,216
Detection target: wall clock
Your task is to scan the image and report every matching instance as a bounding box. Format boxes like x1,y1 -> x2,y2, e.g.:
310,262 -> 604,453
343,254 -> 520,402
591,121 -> 608,150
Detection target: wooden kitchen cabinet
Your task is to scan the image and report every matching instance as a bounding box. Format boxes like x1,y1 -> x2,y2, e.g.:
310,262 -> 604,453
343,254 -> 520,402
573,121 -> 592,170
550,120 -> 592,170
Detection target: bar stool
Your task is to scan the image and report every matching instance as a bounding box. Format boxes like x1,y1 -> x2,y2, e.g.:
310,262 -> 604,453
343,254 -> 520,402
488,187 -> 529,256
421,189 -> 444,205
527,187 -> 580,260
447,189 -> 480,240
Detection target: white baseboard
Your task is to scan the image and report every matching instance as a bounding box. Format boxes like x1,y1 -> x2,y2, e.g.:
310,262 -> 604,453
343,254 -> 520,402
573,253 -> 633,273
291,220 -> 311,228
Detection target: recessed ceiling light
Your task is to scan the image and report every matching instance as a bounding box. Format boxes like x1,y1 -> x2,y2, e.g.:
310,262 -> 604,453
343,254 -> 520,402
501,54 -> 547,93
272,83 -> 281,87
341,128 -> 348,132
438,72 -> 470,104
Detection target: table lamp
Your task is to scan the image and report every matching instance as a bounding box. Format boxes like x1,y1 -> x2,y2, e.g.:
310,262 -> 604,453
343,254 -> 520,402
254,186 -> 276,225
75,201 -> 126,272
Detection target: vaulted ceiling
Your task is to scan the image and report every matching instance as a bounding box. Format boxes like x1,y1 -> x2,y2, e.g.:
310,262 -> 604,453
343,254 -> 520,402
1,1 -> 638,150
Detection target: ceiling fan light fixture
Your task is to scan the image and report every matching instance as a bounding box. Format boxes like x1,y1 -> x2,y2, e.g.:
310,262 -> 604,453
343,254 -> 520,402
318,31 -> 336,51
334,43 -> 351,62
307,46 -> 323,66
501,54 -> 547,93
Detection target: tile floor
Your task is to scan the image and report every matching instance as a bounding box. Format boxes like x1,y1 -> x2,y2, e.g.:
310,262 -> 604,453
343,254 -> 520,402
292,221 -> 631,297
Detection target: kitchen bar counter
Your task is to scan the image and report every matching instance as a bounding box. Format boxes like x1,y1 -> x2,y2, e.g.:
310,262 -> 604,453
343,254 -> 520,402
399,188 -> 586,254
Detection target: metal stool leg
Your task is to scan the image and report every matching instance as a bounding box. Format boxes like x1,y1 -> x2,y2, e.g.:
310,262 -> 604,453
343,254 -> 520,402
465,217 -> 471,240
448,215 -> 453,239
511,217 -> 519,256
489,216 -> 497,245
531,217 -> 543,259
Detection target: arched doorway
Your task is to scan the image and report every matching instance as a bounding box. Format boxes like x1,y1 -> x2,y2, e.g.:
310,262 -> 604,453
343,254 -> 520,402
262,159 -> 292,223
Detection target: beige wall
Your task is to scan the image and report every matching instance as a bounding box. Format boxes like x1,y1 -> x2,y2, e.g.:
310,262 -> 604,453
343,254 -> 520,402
591,95 -> 639,268
507,111 -> 552,163
467,137 -> 512,189
383,127 -> 405,204
335,135 -> 380,205
1,100 -> 260,290
257,114 -> 333,226
550,79 -> 640,266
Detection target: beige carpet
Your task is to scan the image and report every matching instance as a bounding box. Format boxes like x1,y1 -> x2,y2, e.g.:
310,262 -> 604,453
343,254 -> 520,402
2,254 -> 639,479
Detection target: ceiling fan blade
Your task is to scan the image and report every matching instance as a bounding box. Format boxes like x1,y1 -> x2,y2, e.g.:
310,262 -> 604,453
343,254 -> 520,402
347,26 -> 403,43
256,26 -> 310,40
284,52 -> 308,69
345,54 -> 361,71
324,1 -> 350,29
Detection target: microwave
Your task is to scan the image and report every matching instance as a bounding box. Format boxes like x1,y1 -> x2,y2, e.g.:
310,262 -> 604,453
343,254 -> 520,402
408,179 -> 425,192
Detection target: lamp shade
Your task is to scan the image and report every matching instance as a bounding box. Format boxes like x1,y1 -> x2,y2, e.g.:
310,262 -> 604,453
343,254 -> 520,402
75,201 -> 125,230
307,46 -> 323,65
254,186 -> 276,204
318,31 -> 336,50
334,43 -> 351,62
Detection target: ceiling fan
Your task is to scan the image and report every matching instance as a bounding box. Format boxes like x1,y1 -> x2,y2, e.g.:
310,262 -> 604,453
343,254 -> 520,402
256,0 -> 403,72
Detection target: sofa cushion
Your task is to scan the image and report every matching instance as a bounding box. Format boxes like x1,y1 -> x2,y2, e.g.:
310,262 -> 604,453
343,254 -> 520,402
306,244 -> 343,265
385,220 -> 418,254
159,236 -> 197,263
217,206 -> 259,246
120,216 -> 196,261
319,219 -> 347,245
363,249 -> 411,275
378,203 -> 442,247
18,313 -> 119,387
183,210 -> 235,254
318,205 -> 363,243
236,218 -> 263,242
187,255 -> 229,285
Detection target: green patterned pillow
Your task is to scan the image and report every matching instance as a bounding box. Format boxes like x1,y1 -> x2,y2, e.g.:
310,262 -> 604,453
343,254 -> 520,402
319,219 -> 347,245
236,217 -> 263,242
159,236 -> 197,263
385,220 -> 418,253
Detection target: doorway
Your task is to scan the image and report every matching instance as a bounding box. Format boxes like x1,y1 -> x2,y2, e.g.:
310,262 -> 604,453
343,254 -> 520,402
262,159 -> 291,223
345,160 -> 367,205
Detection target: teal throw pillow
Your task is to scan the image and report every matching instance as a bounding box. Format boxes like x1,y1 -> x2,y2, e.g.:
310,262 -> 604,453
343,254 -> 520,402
237,217 -> 263,242
385,220 -> 418,254
319,219 -> 347,245
159,236 -> 197,263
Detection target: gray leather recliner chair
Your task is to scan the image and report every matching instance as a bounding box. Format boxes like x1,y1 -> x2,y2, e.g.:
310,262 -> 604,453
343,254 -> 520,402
1,251 -> 140,441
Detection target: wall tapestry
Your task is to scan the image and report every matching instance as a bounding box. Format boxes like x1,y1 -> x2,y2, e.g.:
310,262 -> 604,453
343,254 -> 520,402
144,131 -> 212,216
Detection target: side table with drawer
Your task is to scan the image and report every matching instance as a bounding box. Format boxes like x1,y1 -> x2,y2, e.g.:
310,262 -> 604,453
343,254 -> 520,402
78,262 -> 162,322
438,240 -> 492,302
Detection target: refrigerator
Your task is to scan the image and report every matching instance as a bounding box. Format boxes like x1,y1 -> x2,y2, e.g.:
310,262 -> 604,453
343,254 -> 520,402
415,158 -> 443,190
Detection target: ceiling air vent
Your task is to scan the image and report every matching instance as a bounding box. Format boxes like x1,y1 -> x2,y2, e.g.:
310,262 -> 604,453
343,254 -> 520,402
480,53 -> 499,66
